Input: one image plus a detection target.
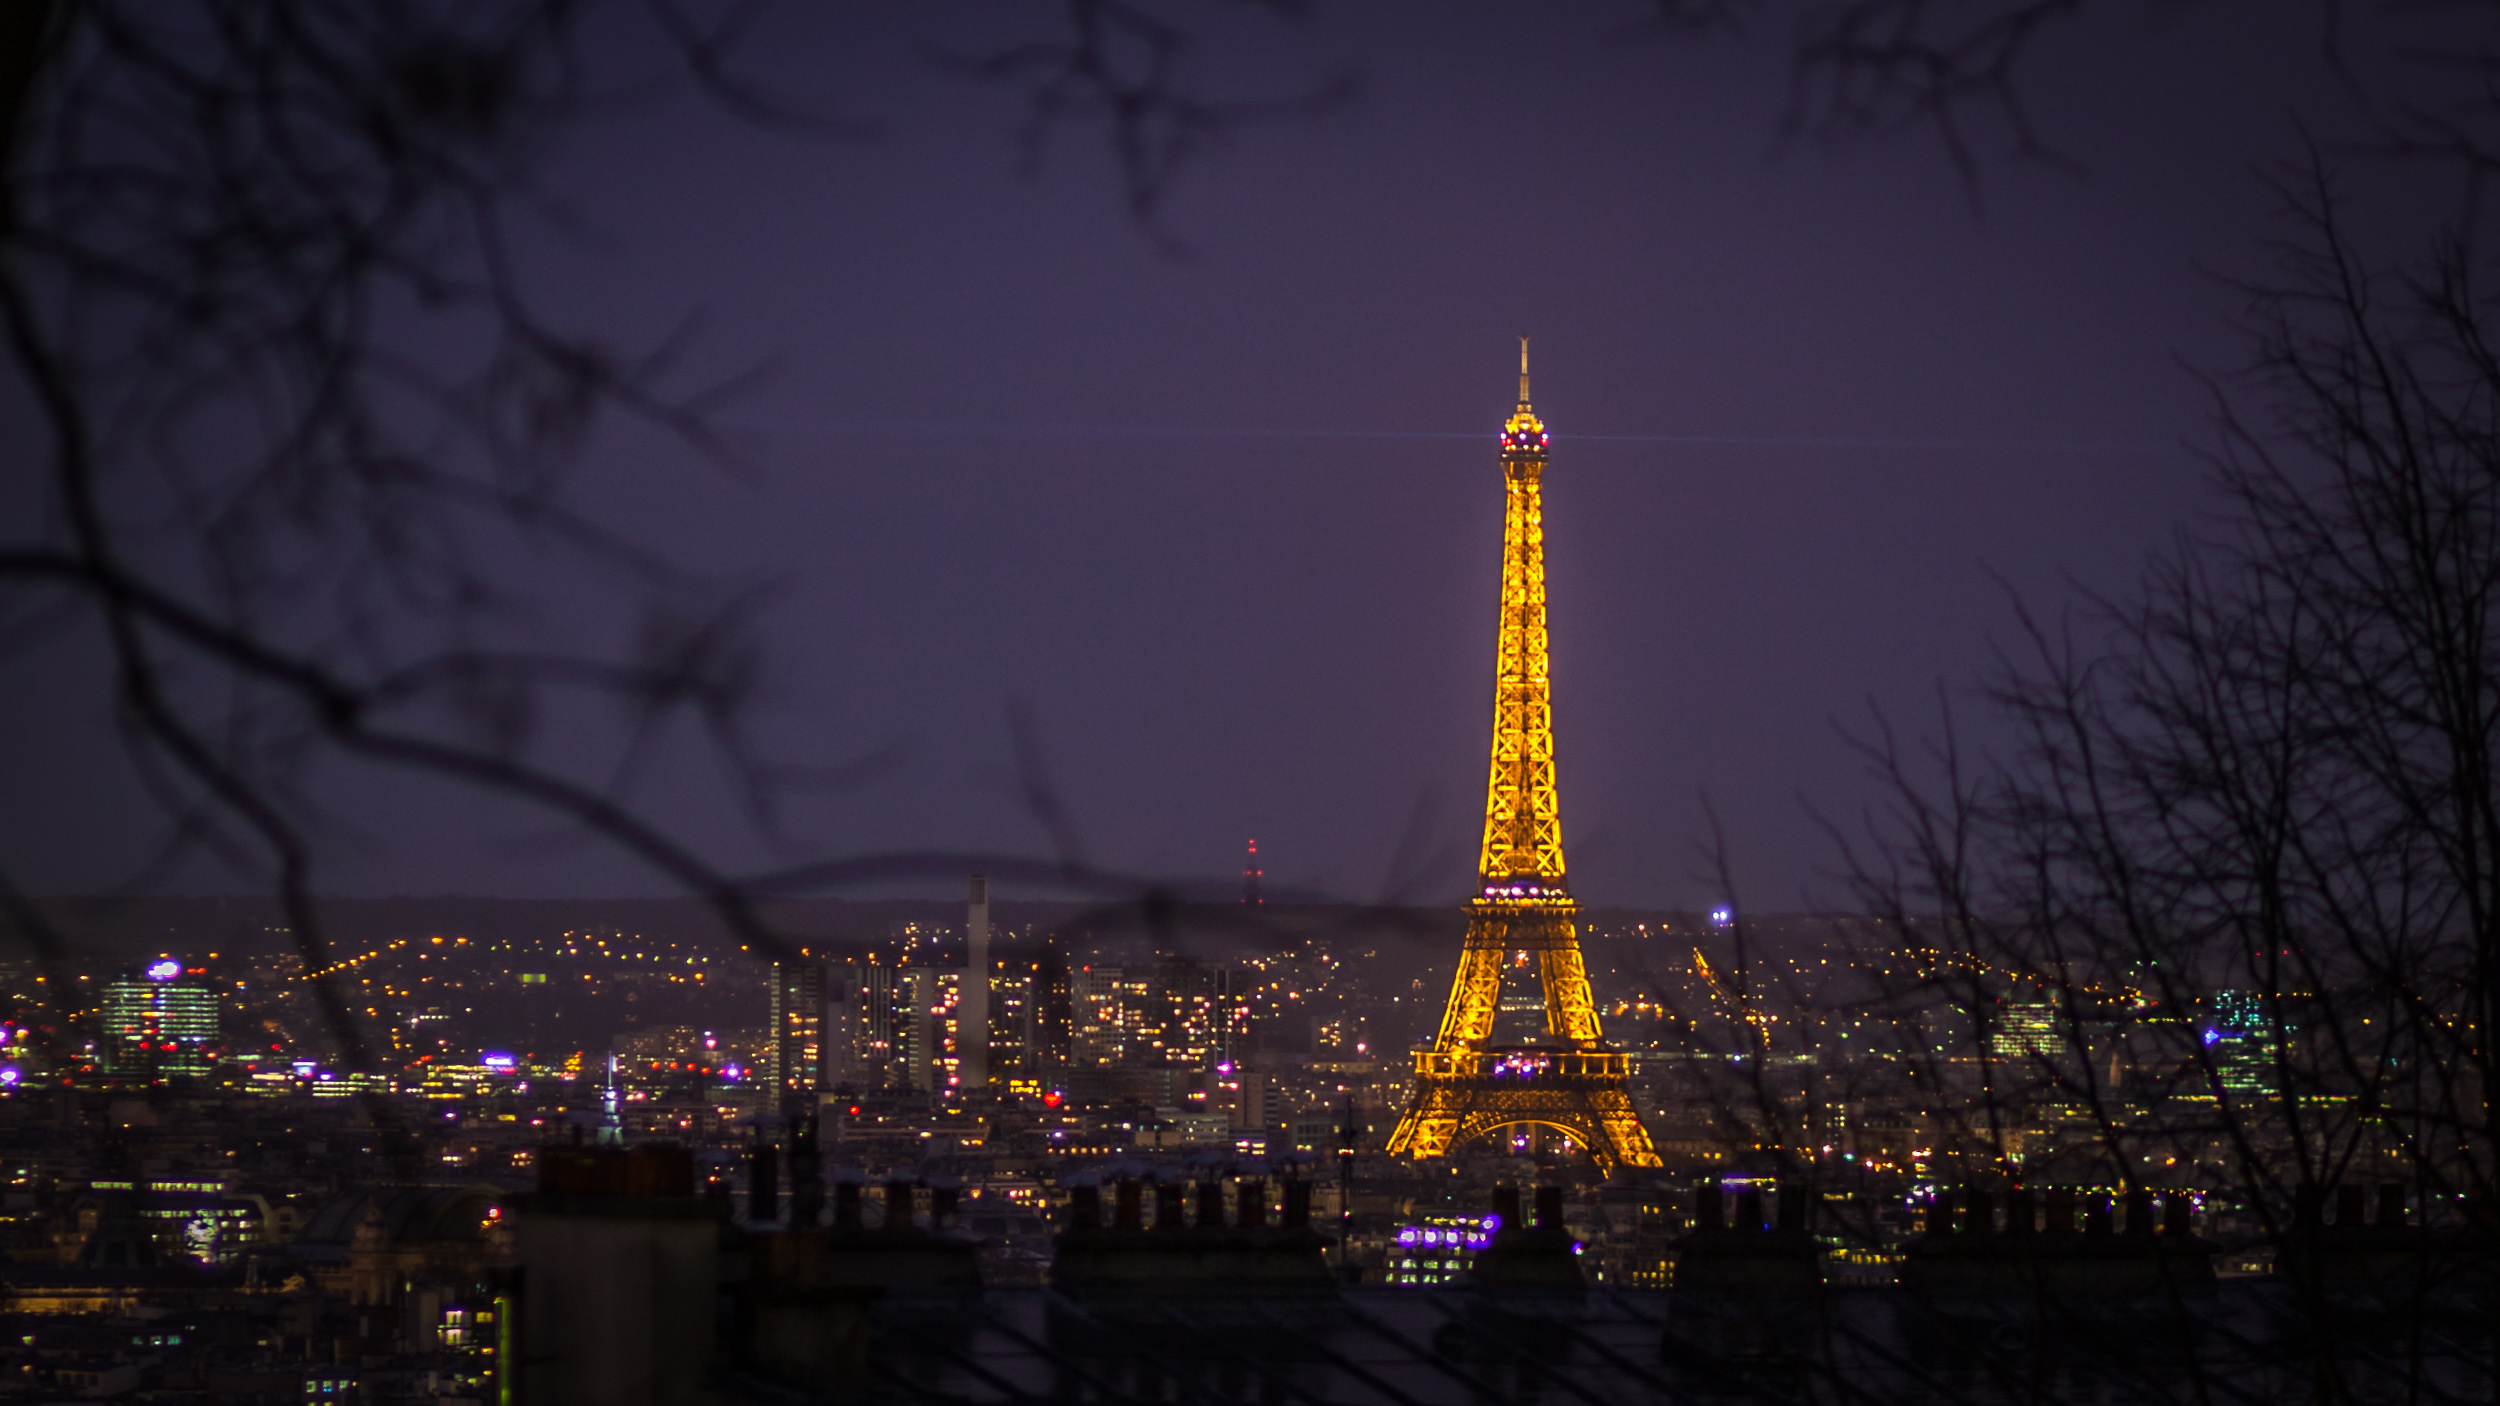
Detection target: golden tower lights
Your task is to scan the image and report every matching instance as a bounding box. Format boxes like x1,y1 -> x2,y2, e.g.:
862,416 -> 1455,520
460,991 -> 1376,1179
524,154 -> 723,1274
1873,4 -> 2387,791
1385,340 -> 1663,1175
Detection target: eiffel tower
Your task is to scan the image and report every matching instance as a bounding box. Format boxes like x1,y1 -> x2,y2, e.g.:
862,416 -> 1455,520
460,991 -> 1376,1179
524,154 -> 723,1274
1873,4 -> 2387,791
1385,341 -> 1662,1176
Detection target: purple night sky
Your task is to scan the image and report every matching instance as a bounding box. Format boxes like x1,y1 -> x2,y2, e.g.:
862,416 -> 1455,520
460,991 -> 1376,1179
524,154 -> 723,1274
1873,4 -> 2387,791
0,3 -> 2458,909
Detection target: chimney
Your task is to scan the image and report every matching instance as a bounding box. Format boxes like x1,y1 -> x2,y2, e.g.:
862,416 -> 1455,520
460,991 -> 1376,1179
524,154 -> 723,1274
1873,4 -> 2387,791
2162,1191 -> 2193,1237
1197,1179 -> 1225,1230
1068,1184 -> 1102,1231
1492,1185 -> 1522,1232
1237,1180 -> 1267,1230
1777,1185 -> 1807,1233
932,1185 -> 959,1228
1926,1190 -> 1955,1237
2005,1187 -> 2036,1235
2083,1196 -> 2112,1237
2045,1188 -> 2077,1234
1155,1182 -> 1187,1233
963,877 -> 991,1092
1284,1180 -> 1313,1230
2376,1183 -> 2406,1230
748,1142 -> 779,1225
2125,1189 -> 2155,1237
1694,1181 -> 1724,1232
833,1180 -> 861,1231
883,1180 -> 915,1234
1534,1186 -> 1565,1233
2335,1183 -> 2366,1228
1962,1188 -> 1993,1236
1734,1187 -> 1765,1234
787,1118 -> 822,1229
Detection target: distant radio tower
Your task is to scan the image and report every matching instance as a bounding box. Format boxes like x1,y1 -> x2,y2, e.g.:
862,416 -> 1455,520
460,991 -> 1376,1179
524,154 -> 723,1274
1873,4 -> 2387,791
1242,839 -> 1263,906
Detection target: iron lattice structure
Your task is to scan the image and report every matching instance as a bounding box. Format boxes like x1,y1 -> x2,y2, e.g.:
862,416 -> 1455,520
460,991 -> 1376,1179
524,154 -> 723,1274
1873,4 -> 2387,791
1386,344 -> 1662,1176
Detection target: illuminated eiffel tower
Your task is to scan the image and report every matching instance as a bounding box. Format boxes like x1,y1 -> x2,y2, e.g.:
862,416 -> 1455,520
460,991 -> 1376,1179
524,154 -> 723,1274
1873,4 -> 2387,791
1385,341 -> 1662,1176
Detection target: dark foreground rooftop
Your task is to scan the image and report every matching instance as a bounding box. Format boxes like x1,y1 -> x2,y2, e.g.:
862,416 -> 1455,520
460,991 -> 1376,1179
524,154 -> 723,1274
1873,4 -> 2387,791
699,1279 -> 2491,1406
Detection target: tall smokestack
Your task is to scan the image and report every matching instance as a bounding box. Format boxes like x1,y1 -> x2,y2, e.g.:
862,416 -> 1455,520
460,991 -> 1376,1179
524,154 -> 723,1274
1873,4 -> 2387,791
964,875 -> 990,1091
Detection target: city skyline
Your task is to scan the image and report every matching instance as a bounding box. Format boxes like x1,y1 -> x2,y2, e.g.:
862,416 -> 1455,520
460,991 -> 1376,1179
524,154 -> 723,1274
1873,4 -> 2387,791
0,7 -> 2491,1402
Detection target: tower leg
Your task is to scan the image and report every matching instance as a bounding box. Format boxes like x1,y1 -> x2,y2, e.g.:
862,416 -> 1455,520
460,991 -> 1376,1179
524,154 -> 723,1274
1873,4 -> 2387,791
1429,943 -> 1504,1050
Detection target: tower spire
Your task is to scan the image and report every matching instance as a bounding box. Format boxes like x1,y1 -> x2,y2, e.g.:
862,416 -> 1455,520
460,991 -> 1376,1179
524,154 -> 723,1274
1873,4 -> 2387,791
1518,334 -> 1531,409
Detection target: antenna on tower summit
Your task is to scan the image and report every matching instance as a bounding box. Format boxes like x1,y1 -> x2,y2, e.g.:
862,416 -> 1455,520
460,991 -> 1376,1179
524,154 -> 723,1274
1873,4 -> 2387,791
1517,335 -> 1531,407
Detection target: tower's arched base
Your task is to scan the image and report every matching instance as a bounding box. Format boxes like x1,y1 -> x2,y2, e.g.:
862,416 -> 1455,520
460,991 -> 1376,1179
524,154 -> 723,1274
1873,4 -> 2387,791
1387,1049 -> 1661,1177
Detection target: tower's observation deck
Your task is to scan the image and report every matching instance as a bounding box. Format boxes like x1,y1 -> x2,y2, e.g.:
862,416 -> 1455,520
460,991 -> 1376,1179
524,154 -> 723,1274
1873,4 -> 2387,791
1385,342 -> 1663,1175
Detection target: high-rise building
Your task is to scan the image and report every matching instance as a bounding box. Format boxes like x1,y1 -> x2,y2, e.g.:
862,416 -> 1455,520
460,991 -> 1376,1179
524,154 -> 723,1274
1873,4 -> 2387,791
1072,966 -> 1141,1067
765,961 -> 828,1113
1030,940 -> 1072,1080
1989,1002 -> 2064,1061
849,958 -> 897,1080
931,969 -> 964,1093
989,966 -> 1033,1090
101,959 -> 217,1080
1134,958 -> 1249,1068
843,953 -> 949,1094
891,967 -> 938,1093
962,876 -> 991,1091
2205,989 -> 2284,1094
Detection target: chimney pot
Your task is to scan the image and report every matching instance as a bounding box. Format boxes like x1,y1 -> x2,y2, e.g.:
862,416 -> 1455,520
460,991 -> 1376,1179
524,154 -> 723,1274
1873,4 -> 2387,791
1534,1186 -> 1564,1233
1735,1187 -> 1765,1233
2335,1183 -> 2366,1228
1777,1186 -> 1807,1233
1962,1189 -> 1993,1236
748,1145 -> 779,1225
2083,1196 -> 2112,1237
2125,1189 -> 2155,1236
2162,1192 -> 2193,1237
2376,1183 -> 2405,1230
1493,1185 -> 1522,1231
1237,1179 -> 1267,1230
2044,1188 -> 2076,1234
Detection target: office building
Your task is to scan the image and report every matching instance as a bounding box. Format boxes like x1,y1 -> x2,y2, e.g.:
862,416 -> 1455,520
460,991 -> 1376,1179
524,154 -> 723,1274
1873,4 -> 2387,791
101,959 -> 217,1080
963,876 -> 991,1090
765,961 -> 828,1113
